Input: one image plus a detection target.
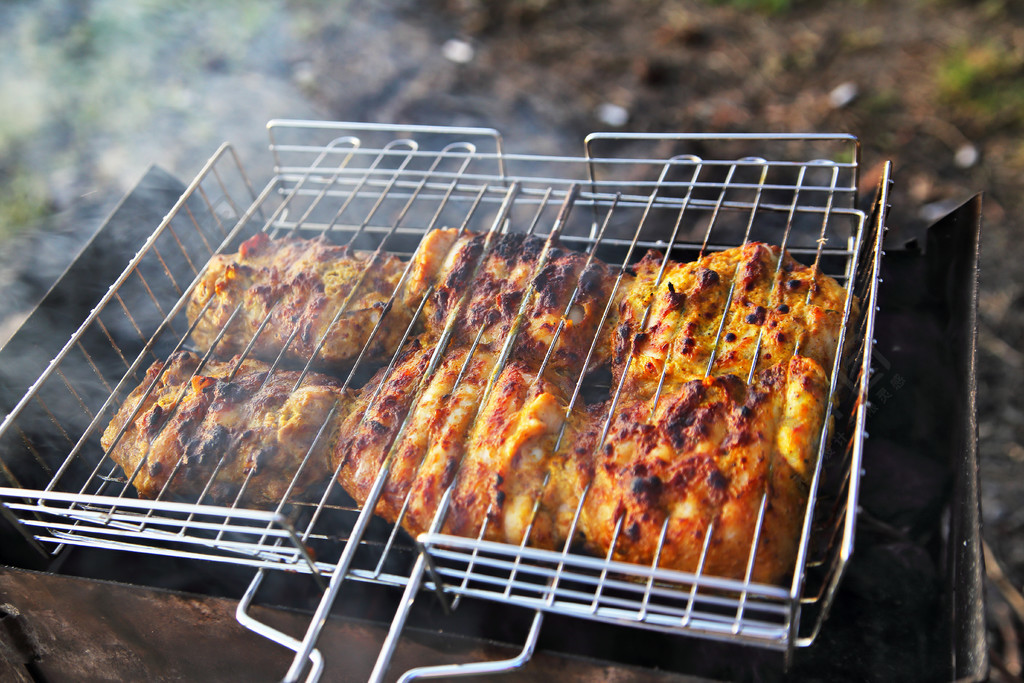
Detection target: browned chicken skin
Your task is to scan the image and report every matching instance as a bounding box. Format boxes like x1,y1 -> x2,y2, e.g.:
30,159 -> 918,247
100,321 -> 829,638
111,228 -> 849,584
332,338 -> 598,550
101,350 -> 351,508
579,355 -> 829,584
443,358 -> 598,548
187,232 -> 411,368
613,242 -> 848,401
332,340 -> 499,535
421,230 -> 620,375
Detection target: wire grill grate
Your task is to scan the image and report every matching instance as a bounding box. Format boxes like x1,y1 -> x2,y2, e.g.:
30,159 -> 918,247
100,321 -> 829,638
0,120 -> 886,681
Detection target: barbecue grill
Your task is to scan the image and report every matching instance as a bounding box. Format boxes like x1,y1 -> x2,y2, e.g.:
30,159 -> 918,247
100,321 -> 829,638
0,121 -> 984,682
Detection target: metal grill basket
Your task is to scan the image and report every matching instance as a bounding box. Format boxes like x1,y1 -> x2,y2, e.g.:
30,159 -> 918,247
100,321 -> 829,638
0,120 -> 887,682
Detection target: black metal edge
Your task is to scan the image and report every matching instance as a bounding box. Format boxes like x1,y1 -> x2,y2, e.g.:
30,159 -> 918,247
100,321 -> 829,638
925,194 -> 987,682
0,166 -> 187,569
0,165 -> 187,406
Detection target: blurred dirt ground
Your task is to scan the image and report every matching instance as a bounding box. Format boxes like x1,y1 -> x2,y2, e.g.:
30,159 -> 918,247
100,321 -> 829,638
2,0 -> 1024,678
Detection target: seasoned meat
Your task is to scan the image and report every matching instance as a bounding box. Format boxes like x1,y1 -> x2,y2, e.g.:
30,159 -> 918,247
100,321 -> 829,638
332,339 -> 596,549
444,359 -> 598,549
188,228 -> 622,376
332,340 -> 500,535
101,350 -> 351,508
322,238 -> 848,584
613,242 -> 847,400
422,231 -> 621,375
578,355 -> 828,584
148,229 -> 852,587
187,232 -> 410,368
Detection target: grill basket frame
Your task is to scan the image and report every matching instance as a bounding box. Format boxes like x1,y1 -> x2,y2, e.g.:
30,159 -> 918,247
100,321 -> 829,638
0,120 -> 887,681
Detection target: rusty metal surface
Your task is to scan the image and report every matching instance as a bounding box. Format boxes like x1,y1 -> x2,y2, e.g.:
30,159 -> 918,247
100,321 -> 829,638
0,567 -> 704,682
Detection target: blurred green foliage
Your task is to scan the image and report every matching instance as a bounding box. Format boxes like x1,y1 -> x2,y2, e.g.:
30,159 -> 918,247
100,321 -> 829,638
0,165 -> 50,241
0,0 -> 312,242
937,39 -> 1024,128
705,0 -> 797,14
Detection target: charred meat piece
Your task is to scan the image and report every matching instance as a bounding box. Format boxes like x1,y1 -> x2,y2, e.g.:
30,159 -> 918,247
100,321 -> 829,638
188,229 -> 623,376
422,231 -> 621,376
578,355 -> 829,584
332,340 -> 499,536
444,359 -> 598,549
101,350 -> 351,508
187,232 -> 410,368
332,339 -> 596,549
613,242 -> 848,400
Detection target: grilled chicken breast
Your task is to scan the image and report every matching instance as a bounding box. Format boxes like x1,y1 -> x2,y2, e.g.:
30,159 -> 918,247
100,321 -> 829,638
613,243 -> 847,401
187,232 -> 411,368
332,340 -> 499,535
332,338 -> 596,549
102,350 -> 350,508
444,359 -> 599,548
115,228 -> 852,586
421,230 -> 621,375
578,355 -> 828,584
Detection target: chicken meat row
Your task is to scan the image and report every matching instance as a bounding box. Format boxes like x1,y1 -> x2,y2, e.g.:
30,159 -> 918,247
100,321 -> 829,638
102,227 -> 850,583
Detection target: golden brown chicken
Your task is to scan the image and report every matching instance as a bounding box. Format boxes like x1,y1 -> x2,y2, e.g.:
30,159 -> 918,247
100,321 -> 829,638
612,242 -> 847,402
444,359 -> 599,549
577,355 -> 829,585
101,350 -> 351,508
420,230 -> 621,376
187,232 -> 411,368
332,337 -> 596,549
332,340 -> 499,536
188,228 -> 621,376
150,228 -> 853,587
